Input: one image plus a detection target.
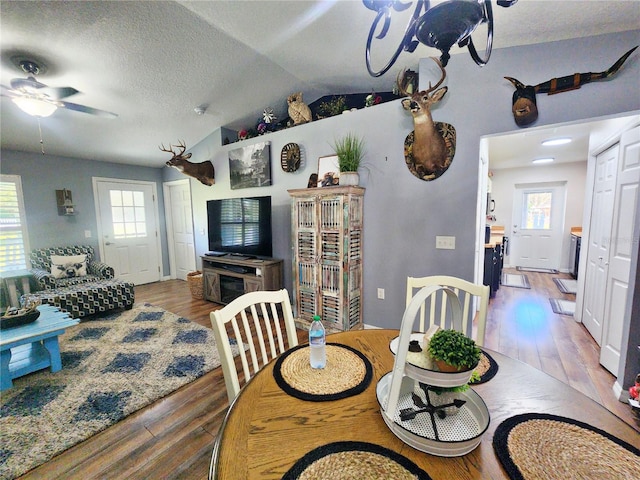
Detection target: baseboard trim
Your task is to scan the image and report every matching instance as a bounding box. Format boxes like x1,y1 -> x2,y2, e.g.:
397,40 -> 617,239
612,380 -> 629,402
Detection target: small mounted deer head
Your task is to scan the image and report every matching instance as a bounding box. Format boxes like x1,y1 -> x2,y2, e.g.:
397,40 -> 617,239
397,58 -> 456,180
160,140 -> 215,186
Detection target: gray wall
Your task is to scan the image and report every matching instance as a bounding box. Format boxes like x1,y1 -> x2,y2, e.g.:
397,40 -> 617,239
186,30 -> 640,328
0,151 -> 170,272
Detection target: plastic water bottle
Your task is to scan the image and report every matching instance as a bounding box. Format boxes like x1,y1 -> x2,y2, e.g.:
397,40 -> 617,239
309,315 -> 326,369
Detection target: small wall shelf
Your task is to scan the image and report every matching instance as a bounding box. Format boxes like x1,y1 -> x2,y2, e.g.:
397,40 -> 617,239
56,189 -> 76,216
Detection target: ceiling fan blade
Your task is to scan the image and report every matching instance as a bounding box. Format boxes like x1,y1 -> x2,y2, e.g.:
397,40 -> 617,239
1,84 -> 19,97
41,86 -> 80,100
9,78 -> 78,99
59,100 -> 118,118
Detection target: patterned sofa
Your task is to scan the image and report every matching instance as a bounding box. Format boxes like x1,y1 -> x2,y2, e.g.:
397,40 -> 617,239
20,245 -> 135,319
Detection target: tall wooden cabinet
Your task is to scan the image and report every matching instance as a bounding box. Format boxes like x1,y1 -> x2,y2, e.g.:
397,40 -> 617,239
288,186 -> 364,331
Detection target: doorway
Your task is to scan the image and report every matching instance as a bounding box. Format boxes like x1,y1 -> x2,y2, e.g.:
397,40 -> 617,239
93,177 -> 162,285
163,179 -> 196,280
482,112 -> 640,386
509,182 -> 566,270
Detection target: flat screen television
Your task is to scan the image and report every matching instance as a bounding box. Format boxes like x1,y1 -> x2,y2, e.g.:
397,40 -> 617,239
206,195 -> 272,258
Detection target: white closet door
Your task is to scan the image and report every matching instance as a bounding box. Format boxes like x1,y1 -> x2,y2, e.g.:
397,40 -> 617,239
599,126 -> 640,374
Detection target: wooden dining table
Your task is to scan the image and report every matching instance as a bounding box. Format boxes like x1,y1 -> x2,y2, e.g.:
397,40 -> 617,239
211,329 -> 639,479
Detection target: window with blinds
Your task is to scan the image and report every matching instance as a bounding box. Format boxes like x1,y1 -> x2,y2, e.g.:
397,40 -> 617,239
220,198 -> 260,248
0,175 -> 30,273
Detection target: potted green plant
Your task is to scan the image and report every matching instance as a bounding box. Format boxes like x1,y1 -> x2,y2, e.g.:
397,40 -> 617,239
332,133 -> 364,186
427,329 -> 481,372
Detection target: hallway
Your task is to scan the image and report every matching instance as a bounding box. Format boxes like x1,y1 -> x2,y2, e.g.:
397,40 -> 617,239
484,267 -> 638,430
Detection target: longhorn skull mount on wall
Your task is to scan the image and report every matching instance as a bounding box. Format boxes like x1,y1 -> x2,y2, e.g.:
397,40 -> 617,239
160,140 -> 215,186
505,45 -> 638,127
398,57 -> 456,181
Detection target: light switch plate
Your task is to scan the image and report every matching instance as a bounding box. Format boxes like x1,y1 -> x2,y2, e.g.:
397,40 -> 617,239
436,236 -> 456,249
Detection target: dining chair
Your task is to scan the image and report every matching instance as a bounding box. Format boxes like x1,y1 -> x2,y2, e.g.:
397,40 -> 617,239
210,288 -> 299,404
406,275 -> 490,346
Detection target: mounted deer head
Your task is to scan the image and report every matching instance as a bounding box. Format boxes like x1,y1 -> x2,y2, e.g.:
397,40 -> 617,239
505,45 -> 638,126
160,140 -> 215,186
397,58 -> 456,180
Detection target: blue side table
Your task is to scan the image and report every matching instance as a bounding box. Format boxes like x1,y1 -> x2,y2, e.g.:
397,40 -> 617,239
0,304 -> 79,390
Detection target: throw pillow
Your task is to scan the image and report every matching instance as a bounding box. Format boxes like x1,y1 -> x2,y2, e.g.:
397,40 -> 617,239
50,254 -> 88,279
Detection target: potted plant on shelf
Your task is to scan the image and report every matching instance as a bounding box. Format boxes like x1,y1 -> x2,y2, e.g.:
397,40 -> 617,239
332,132 -> 364,186
427,329 -> 481,372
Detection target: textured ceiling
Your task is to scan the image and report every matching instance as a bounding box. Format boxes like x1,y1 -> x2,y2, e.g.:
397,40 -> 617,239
1,0 -> 639,168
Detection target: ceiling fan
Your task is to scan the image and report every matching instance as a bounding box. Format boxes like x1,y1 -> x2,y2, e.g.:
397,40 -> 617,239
1,59 -> 117,118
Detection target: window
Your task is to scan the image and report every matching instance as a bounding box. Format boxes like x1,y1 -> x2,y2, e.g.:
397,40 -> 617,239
522,190 -> 553,230
110,189 -> 147,239
220,198 -> 260,248
0,175 -> 30,273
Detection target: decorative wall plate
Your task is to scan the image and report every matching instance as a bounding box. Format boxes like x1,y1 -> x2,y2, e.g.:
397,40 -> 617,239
281,142 -> 301,172
404,122 -> 456,181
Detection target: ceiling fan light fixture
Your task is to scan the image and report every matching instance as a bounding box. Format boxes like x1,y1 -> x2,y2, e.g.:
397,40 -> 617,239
415,0 -> 485,66
12,97 -> 58,117
542,137 -> 572,146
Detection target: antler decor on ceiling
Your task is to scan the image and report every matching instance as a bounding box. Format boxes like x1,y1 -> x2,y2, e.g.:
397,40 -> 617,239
160,140 -> 215,186
505,45 -> 638,126
363,0 -> 519,77
398,57 -> 456,181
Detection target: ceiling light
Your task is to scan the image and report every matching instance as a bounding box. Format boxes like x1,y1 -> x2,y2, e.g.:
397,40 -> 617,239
533,157 -> 554,164
12,97 -> 57,117
542,137 -> 572,146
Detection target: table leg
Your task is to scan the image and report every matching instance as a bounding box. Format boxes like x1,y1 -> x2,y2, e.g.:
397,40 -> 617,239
20,277 -> 31,296
43,336 -> 62,372
1,349 -> 13,390
5,280 -> 19,308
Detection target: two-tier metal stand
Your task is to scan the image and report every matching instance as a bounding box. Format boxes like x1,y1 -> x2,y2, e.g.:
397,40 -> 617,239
377,285 -> 490,456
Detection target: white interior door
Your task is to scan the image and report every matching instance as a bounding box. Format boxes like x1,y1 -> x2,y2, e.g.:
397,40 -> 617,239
94,178 -> 161,285
582,144 -> 619,344
599,126 -> 640,374
510,182 -> 566,270
164,180 -> 196,280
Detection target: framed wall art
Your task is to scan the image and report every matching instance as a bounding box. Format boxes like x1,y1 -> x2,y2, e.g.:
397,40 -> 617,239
317,154 -> 340,187
229,141 -> 272,190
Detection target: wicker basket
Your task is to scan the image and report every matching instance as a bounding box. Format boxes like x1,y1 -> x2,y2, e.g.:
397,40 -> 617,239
187,271 -> 204,299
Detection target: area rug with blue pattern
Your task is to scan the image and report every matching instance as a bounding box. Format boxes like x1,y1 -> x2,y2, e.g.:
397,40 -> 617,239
0,303 -> 238,480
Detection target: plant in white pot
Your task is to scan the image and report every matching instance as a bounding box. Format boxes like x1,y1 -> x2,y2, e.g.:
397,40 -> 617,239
332,133 -> 364,186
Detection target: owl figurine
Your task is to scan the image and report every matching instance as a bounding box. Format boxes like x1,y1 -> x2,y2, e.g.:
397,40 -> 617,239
287,92 -> 312,125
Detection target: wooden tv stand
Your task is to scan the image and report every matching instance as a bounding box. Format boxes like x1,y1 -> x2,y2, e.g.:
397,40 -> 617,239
201,254 -> 283,305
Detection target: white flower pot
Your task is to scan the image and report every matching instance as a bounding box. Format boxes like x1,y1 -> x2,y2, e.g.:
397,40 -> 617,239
340,172 -> 359,186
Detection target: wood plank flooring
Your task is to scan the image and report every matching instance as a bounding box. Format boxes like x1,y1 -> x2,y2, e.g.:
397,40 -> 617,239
19,271 -> 639,479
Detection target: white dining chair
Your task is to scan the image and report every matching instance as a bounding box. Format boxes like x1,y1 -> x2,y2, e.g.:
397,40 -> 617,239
210,288 -> 299,404
406,275 -> 490,346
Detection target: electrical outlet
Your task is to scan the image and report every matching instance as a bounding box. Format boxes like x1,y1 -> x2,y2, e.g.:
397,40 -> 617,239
377,288 -> 385,300
84,230 -> 91,238
435,235 -> 456,250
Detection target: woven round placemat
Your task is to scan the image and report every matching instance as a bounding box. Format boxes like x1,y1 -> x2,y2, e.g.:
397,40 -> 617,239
493,413 -> 640,480
470,350 -> 498,384
282,441 -> 432,480
273,343 -> 373,401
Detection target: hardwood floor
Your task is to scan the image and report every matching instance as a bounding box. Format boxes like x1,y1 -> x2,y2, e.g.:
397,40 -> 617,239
21,272 -> 639,479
